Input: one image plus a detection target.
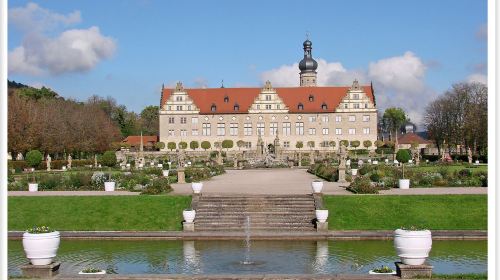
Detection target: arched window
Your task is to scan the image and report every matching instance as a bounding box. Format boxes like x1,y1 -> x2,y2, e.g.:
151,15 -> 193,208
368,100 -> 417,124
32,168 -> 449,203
224,96 -> 229,103
211,104 -> 217,112
234,103 -> 239,111
298,103 -> 304,110
321,103 -> 327,110
308,95 -> 314,102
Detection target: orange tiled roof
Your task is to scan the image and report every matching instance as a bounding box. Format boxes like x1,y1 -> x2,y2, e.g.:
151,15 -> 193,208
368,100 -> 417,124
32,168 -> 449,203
122,135 -> 159,145
397,133 -> 431,144
161,85 -> 374,114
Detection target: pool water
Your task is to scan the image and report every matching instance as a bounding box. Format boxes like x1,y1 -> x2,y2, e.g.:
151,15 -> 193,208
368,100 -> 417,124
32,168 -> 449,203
8,239 -> 487,276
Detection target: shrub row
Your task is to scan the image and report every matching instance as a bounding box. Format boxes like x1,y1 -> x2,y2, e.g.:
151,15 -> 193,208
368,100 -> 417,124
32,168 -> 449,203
8,159 -> 94,172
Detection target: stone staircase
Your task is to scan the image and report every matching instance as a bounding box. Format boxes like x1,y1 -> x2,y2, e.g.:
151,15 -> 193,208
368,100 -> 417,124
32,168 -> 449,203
194,194 -> 317,231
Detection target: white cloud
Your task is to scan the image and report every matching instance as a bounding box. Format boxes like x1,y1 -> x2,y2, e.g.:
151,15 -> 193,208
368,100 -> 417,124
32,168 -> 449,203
466,73 -> 487,84
9,2 -> 81,32
8,3 -> 116,76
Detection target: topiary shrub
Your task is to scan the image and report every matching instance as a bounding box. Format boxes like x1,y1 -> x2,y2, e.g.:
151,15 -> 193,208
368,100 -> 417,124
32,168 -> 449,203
396,149 -> 411,163
26,150 -> 43,168
370,172 -> 381,182
458,168 -> 473,178
101,151 -> 117,167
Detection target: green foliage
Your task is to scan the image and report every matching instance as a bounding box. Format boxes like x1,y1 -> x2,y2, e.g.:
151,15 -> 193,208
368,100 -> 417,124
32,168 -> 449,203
308,163 -> 339,182
350,140 -> 360,149
17,86 -> 58,100
396,149 -> 411,163
167,142 -> 176,151
140,177 -> 172,195
363,140 -> 372,149
26,150 -> 43,168
189,141 -> 199,150
222,139 -> 234,150
296,141 -> 303,149
370,172 -> 381,182
154,142 -> 165,150
374,140 -> 384,148
383,107 -> 407,135
201,141 -> 211,150
347,176 -> 379,194
307,141 -> 315,148
101,151 -> 117,167
340,140 -> 349,147
328,141 -> 336,148
178,141 -> 187,149
25,225 -> 55,234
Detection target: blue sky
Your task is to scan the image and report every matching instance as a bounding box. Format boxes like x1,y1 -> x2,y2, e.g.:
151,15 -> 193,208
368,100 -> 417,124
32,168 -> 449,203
8,0 -> 487,124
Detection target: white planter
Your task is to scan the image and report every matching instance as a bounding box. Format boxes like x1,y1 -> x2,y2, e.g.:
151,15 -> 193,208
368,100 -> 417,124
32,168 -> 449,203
157,164 -> 163,168
315,210 -> 329,223
191,182 -> 203,194
183,210 -> 196,223
394,229 -> 432,265
311,181 -> 324,193
351,169 -> 358,176
372,160 -> 378,165
369,270 -> 396,275
399,179 -> 410,189
104,181 -> 115,192
79,270 -> 106,275
62,166 -> 67,171
162,170 -> 170,177
22,231 -> 60,265
28,183 -> 38,192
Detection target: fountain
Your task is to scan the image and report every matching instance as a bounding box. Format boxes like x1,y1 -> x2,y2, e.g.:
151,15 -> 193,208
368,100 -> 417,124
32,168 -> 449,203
241,216 -> 254,265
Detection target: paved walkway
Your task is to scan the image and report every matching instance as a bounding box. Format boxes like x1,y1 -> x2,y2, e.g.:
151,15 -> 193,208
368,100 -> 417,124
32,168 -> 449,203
8,191 -> 140,196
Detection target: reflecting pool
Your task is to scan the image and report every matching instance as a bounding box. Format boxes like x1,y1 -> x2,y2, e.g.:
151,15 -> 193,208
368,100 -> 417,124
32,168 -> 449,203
8,240 -> 487,276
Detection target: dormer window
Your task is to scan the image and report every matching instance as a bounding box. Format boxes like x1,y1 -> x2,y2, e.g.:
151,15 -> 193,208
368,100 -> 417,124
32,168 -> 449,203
224,96 -> 229,103
321,103 -> 328,110
308,95 -> 314,102
234,103 -> 239,111
344,104 -> 348,109
298,103 -> 304,110
211,104 -> 217,112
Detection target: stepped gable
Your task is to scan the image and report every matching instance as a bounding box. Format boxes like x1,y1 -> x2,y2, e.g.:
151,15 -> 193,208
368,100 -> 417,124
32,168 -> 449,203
160,85 -> 374,114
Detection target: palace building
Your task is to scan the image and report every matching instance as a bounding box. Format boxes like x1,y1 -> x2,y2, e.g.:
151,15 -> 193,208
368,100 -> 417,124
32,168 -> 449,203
159,39 -> 378,153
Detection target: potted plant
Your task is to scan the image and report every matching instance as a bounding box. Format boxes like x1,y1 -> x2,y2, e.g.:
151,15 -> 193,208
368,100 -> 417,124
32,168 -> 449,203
183,208 -> 196,223
104,174 -> 115,192
369,265 -> 396,275
315,209 -> 329,223
311,180 -> 324,193
78,267 -> 106,275
350,162 -> 358,176
191,181 -> 203,194
28,173 -> 38,192
396,150 -> 411,189
22,226 -> 60,265
162,169 -> 169,177
394,226 -> 432,265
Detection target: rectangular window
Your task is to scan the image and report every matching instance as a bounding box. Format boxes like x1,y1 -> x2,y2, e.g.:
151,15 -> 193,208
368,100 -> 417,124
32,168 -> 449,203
282,122 -> 291,136
309,128 -> 316,135
191,129 -> 198,136
257,122 -> 265,136
266,104 -> 272,110
176,96 -> 182,101
363,128 -> 370,134
308,116 -> 316,122
335,128 -> 342,135
266,95 -> 271,101
335,116 -> 341,122
202,123 -> 211,136
349,115 -> 356,122
180,117 -> 187,124
344,104 -> 348,109
188,105 -> 191,111
353,94 -> 359,99
180,129 -> 187,137
295,122 -> 304,135
176,105 -> 182,111
192,117 -> 198,124
353,103 -> 360,109
283,141 -> 290,148
244,123 -> 252,136
230,123 -> 238,136
168,129 -> 175,136
321,115 -> 329,123
277,105 -> 280,109
320,141 -> 329,147
168,117 -> 175,124
257,105 -> 260,110
245,142 -> 252,149
168,106 -> 172,111
270,122 -> 278,135
349,128 -> 356,135
363,115 -> 370,122
322,128 -> 329,135
217,123 -> 225,136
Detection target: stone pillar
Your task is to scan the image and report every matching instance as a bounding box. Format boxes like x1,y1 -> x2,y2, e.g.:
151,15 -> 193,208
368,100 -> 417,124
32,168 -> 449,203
21,262 -> 60,278
298,152 -> 302,167
177,167 -> 186,183
316,222 -> 328,232
395,262 -> 433,279
233,157 -> 238,168
183,222 -> 194,232
338,157 -> 347,183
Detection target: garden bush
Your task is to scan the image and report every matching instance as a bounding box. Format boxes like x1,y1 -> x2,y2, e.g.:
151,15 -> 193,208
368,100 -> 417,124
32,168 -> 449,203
308,163 -> 338,182
347,176 -> 379,194
26,150 -> 43,168
141,177 -> 172,195
369,172 -> 381,182
101,151 -> 117,167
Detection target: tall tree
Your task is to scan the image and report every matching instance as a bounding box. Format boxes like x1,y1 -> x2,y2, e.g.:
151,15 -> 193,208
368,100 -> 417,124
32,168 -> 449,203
140,105 -> 159,135
382,107 -> 407,147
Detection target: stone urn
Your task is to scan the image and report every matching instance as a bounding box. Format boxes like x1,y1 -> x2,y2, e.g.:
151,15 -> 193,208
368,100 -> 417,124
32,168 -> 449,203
311,180 -> 324,193
162,170 -> 169,177
191,182 -> 203,194
23,230 -> 60,265
394,229 -> 432,265
183,209 -> 196,223
28,183 -> 38,192
399,179 -> 410,189
315,210 -> 329,223
104,181 -> 115,192
351,168 -> 358,176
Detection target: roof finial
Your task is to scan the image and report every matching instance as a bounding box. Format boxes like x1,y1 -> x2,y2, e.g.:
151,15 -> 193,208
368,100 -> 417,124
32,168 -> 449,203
306,31 -> 310,40
221,79 -> 225,88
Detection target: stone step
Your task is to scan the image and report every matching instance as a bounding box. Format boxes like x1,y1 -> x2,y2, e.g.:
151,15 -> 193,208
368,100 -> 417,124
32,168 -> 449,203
194,226 -> 316,231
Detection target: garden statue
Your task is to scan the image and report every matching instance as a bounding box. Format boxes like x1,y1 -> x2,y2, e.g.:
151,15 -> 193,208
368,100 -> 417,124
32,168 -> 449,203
468,147 -> 473,164
338,142 -> 347,183
94,154 -> 98,168
46,154 -> 51,171
67,154 -> 72,169
16,152 -> 24,161
310,151 -> 315,165
178,149 -> 186,168
7,152 -> 12,160
233,156 -> 238,168
358,159 -> 363,167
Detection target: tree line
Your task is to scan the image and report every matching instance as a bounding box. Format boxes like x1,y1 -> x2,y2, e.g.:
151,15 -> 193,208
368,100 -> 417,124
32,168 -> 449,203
8,81 -> 160,159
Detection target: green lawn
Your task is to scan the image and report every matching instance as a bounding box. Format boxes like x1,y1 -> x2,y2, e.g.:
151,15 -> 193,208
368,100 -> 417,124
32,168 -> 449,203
408,164 -> 487,174
8,196 -> 191,231
324,195 -> 487,230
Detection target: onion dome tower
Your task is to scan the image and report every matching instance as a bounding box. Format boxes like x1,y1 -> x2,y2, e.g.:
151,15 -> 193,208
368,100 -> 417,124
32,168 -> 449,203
299,38 -> 318,87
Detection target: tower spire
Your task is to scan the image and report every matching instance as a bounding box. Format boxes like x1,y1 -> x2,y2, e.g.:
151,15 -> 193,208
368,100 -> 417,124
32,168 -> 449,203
298,37 -> 318,87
